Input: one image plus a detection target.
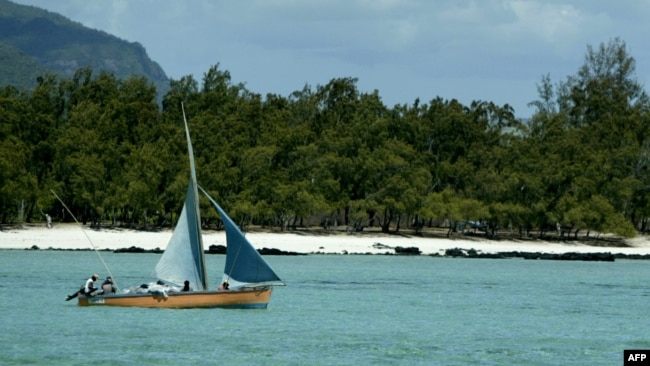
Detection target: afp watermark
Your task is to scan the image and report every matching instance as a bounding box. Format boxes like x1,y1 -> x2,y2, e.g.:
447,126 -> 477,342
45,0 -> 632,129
625,350 -> 650,365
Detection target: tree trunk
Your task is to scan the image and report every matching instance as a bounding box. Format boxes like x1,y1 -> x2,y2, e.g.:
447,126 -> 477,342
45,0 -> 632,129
380,208 -> 390,233
333,210 -> 339,229
25,200 -> 35,223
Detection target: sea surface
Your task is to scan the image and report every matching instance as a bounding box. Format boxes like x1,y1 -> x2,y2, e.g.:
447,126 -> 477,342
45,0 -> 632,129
0,250 -> 648,365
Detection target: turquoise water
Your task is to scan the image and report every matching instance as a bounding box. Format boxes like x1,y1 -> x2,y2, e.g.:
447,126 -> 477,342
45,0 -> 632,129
0,250 -> 648,365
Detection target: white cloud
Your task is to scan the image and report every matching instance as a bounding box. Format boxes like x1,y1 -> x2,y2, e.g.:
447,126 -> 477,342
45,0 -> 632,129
502,1 -> 612,48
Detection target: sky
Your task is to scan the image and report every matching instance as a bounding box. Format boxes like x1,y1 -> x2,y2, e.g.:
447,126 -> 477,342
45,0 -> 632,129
11,0 -> 650,118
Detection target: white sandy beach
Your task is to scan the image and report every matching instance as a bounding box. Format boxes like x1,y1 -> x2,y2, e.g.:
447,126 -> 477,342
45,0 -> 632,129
2,223 -> 650,256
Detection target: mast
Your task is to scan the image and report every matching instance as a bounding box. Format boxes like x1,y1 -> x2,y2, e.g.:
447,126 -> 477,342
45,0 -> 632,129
182,103 -> 209,290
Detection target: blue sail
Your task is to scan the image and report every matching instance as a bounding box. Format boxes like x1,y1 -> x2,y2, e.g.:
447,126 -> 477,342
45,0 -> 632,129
199,186 -> 284,288
154,183 -> 206,290
154,105 -> 208,290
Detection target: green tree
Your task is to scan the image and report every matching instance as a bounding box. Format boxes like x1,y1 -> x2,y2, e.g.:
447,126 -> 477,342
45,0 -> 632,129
0,87 -> 31,223
527,38 -> 650,236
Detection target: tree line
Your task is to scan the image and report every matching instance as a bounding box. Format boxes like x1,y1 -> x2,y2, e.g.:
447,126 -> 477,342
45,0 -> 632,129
1,38 -> 648,239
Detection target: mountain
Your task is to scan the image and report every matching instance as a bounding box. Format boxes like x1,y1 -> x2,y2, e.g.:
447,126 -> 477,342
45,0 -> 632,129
0,0 -> 169,97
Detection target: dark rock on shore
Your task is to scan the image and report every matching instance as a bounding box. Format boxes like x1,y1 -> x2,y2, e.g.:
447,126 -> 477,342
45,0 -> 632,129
114,246 -> 144,253
441,247 -> 620,261
108,245 -> 304,255
444,248 -> 466,257
515,251 -> 615,261
207,244 -> 226,254
113,246 -> 163,254
205,245 -> 304,256
257,247 -> 304,256
395,246 -> 421,255
17,243 -> 650,260
613,253 -> 650,260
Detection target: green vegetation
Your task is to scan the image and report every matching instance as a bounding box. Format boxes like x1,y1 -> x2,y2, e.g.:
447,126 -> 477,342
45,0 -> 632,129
1,39 -> 648,241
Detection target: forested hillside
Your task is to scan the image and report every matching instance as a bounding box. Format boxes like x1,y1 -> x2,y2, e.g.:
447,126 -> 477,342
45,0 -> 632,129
0,0 -> 169,98
1,39 -> 648,240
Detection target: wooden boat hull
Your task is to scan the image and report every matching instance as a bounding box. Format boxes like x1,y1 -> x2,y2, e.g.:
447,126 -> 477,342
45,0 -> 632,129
78,287 -> 273,309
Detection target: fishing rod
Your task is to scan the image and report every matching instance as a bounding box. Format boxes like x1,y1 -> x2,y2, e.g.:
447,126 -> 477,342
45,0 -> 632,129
50,190 -> 119,291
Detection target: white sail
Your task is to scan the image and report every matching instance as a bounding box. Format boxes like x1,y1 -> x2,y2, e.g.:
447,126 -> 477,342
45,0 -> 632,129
154,184 -> 206,290
153,104 -> 208,290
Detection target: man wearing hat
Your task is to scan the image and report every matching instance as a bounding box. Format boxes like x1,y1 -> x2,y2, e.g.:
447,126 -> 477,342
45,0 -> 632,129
65,273 -> 99,301
84,274 -> 99,295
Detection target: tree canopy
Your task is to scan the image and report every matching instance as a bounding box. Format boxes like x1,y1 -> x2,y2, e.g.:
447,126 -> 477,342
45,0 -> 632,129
1,39 -> 648,240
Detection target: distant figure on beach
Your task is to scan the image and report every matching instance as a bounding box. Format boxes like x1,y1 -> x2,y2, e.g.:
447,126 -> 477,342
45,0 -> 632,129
66,273 -> 99,301
100,276 -> 116,295
218,281 -> 229,291
45,213 -> 52,228
182,280 -> 191,292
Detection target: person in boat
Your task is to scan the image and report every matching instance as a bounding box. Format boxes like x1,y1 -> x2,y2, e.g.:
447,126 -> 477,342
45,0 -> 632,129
182,280 -> 191,292
218,281 -> 229,291
85,274 -> 99,294
99,276 -> 116,295
65,273 -> 99,301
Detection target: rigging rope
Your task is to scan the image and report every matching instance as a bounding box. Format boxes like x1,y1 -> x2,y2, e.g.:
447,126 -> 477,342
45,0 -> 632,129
50,190 -> 119,292
198,185 -> 242,283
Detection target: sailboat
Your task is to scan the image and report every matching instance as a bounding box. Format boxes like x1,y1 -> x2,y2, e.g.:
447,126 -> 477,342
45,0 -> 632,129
77,106 -> 284,308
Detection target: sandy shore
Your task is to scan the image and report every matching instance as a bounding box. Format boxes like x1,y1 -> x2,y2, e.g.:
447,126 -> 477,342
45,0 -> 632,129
2,223 -> 650,256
